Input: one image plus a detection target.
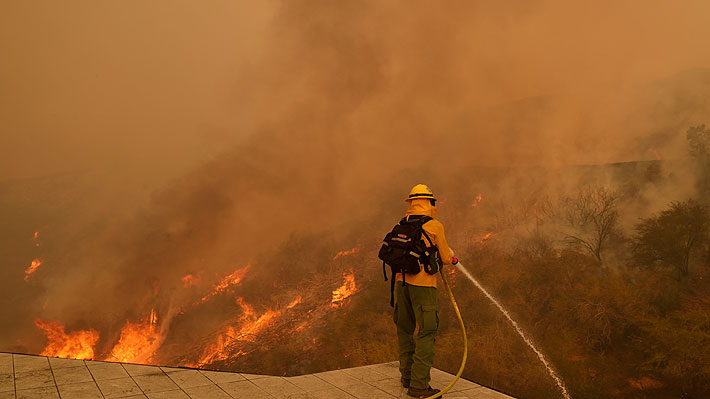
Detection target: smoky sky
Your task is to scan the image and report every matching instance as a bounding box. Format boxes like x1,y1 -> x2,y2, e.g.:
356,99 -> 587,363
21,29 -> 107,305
2,0 -> 710,365
2,0 -> 710,183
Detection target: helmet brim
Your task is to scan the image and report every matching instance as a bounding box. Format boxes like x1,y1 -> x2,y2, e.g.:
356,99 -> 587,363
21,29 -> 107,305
406,195 -> 436,201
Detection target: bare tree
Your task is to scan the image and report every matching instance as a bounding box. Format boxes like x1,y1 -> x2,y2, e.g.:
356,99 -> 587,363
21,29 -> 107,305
560,186 -> 620,263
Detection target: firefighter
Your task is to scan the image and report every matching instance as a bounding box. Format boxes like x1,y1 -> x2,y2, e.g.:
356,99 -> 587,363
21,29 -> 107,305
395,184 -> 458,398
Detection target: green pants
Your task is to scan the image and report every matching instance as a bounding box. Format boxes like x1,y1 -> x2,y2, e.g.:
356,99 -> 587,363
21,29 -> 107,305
394,281 -> 439,390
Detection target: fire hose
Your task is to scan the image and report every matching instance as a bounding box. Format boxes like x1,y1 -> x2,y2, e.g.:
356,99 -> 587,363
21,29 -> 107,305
424,256 -> 467,399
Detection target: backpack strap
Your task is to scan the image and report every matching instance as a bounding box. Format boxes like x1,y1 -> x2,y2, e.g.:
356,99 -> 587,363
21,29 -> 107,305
390,272 -> 396,307
421,229 -> 435,248
410,215 -> 435,252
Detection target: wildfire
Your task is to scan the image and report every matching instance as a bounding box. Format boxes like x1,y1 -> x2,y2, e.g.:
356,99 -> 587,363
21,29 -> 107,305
181,273 -> 201,288
193,295 -> 302,367
287,296 -> 302,309
107,309 -> 161,364
478,232 -> 494,244
235,306 -> 280,342
200,264 -> 251,303
471,194 -> 483,207
333,247 -> 359,260
24,259 -> 43,281
331,269 -> 358,308
446,265 -> 457,285
647,148 -> 662,160
294,321 -> 309,333
193,328 -> 247,366
35,320 -> 99,360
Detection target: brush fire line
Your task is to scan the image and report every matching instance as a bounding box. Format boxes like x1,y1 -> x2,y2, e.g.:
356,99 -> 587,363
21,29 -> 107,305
32,260 -> 355,369
331,269 -> 358,308
24,258 -> 42,281
107,310 -> 161,364
333,247 -> 359,260
35,320 -> 99,360
200,264 -> 251,303
191,295 -> 304,367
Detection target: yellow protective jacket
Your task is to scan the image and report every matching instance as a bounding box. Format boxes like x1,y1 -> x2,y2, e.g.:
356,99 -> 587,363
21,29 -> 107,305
395,198 -> 453,288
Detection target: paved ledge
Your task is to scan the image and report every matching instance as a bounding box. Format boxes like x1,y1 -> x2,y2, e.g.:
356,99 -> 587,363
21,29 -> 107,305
0,352 -> 514,398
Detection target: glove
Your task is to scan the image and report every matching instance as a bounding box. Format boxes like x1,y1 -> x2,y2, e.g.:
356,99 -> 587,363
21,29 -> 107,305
451,257 -> 458,265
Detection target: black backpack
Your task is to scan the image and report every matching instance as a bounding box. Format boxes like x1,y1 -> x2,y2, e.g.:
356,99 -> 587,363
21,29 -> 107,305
378,215 -> 440,306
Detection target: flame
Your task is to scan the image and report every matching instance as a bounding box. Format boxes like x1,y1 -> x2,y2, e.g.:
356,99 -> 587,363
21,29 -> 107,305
331,269 -> 358,307
35,320 -> 99,360
193,295 -> 301,367
33,231 -> 39,239
200,264 -> 251,302
237,310 -> 280,342
107,309 -> 161,364
647,148 -> 662,160
191,328 -> 248,366
446,265 -> 457,286
181,274 -> 200,288
287,296 -> 302,309
471,194 -> 483,207
24,259 -> 43,281
333,247 -> 359,260
295,321 -> 309,333
478,232 -> 494,244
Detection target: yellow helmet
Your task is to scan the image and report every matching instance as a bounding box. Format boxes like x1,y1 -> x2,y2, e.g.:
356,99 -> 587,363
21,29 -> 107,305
406,184 -> 436,201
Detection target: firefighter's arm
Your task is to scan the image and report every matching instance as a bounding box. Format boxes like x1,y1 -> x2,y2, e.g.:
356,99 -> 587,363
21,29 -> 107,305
426,221 -> 453,265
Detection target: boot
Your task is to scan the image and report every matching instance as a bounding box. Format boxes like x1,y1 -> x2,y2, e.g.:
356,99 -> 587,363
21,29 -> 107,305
407,385 -> 441,398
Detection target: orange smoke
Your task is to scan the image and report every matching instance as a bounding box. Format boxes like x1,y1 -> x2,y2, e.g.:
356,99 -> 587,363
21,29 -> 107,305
107,309 -> 161,364
200,264 -> 251,303
333,247 -> 359,260
331,269 -> 358,308
471,194 -> 483,207
24,259 -> 42,281
35,320 -> 99,360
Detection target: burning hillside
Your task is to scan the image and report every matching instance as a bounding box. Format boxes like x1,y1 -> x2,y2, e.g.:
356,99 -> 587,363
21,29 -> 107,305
8,154 -> 710,399
3,1 -> 710,398
27,244 -> 365,373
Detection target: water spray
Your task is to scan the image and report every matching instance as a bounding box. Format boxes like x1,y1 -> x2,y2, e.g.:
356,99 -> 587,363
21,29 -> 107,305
454,261 -> 572,399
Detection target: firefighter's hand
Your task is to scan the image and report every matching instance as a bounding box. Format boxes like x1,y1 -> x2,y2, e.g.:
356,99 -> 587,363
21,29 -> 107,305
451,257 -> 458,265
